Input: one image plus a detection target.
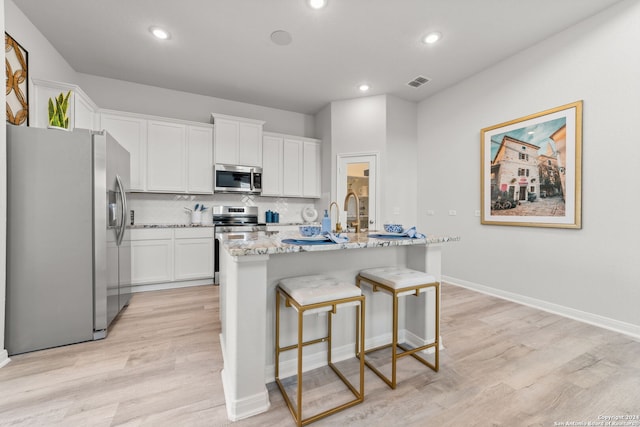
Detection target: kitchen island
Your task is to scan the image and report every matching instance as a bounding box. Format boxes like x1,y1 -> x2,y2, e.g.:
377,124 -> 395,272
217,230 -> 459,421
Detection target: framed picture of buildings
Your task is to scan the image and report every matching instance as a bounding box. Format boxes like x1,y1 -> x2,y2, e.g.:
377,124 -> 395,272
480,101 -> 583,228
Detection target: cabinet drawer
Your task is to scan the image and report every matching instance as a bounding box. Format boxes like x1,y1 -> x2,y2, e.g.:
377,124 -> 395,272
175,227 -> 214,239
130,228 -> 174,240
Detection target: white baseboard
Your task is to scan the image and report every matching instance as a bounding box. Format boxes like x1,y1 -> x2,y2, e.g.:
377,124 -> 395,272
266,330 -> 442,382
443,275 -> 640,340
0,350 -> 10,369
404,329 -> 442,353
266,341 -> 357,382
131,279 -> 213,293
221,368 -> 270,421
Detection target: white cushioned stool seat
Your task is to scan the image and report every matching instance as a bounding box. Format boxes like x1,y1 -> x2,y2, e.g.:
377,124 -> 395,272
275,274 -> 366,426
356,266 -> 439,389
359,267 -> 436,289
279,274 -> 362,306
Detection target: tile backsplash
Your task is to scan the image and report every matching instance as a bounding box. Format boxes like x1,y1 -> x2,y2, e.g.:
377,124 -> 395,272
128,193 -> 320,225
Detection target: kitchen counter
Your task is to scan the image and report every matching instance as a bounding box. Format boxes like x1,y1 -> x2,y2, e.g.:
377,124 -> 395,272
217,230 -> 458,421
130,223 -> 214,228
218,230 -> 459,256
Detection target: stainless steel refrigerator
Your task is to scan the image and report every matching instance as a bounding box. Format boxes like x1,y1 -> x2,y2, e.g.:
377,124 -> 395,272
6,125 -> 131,355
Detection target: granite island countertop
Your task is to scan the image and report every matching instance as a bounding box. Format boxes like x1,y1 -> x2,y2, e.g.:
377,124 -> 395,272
218,230 -> 460,257
130,223 -> 214,229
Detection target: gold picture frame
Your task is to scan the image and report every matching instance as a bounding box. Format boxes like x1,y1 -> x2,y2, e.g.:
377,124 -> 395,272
480,101 -> 583,229
5,32 -> 29,126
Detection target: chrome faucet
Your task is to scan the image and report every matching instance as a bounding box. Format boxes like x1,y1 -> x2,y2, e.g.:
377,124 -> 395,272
343,190 -> 361,233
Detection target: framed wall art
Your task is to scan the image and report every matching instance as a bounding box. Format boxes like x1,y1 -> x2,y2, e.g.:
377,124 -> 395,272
5,32 -> 29,126
480,101 -> 583,229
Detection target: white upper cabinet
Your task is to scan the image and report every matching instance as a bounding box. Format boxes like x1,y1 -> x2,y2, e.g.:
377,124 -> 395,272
187,126 -> 214,193
303,140 -> 321,198
147,120 -> 187,192
211,113 -> 265,167
74,90 -> 98,130
100,110 -> 213,194
261,134 -> 283,196
213,117 -> 238,165
99,112 -> 148,191
32,79 -> 98,131
282,138 -> 303,197
263,132 -> 321,198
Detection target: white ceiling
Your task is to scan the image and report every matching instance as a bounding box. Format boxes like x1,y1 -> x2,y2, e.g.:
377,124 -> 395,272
14,0 -> 622,115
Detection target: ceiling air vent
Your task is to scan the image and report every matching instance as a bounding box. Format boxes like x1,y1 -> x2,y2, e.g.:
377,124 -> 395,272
407,75 -> 430,88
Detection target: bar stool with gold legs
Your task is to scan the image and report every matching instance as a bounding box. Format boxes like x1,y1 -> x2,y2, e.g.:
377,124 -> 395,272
275,275 -> 365,427
356,267 -> 439,389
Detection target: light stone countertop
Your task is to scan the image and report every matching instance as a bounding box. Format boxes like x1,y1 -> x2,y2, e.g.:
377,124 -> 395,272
218,230 -> 460,257
130,224 -> 215,229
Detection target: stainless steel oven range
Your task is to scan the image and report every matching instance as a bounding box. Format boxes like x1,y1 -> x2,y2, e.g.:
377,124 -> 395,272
213,206 -> 266,285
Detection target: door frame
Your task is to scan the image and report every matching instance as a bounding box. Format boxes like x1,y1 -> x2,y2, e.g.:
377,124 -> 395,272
336,152 -> 380,232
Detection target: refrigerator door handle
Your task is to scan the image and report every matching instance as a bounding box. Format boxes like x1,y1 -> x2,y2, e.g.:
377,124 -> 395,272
116,174 -> 128,246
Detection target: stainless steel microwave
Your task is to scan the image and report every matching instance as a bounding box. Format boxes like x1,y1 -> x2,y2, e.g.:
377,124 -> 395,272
214,164 -> 262,194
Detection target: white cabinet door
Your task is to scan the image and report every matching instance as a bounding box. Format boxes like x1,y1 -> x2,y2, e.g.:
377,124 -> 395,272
303,140 -> 321,198
174,228 -> 214,280
213,118 -> 239,165
212,114 -> 265,167
282,138 -> 303,197
130,229 -> 174,285
187,125 -> 213,194
74,90 -> 97,130
238,122 -> 263,167
100,113 -> 147,191
261,135 -> 283,196
147,120 -> 187,192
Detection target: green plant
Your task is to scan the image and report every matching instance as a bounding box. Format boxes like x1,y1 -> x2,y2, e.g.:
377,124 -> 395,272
48,90 -> 71,128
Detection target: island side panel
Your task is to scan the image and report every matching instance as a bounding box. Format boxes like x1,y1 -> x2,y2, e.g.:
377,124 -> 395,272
405,244 -> 443,347
265,245 -> 408,380
219,248 -> 270,421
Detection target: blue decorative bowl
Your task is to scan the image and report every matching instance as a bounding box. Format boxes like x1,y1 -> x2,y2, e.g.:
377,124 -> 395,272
299,225 -> 322,237
383,224 -> 403,233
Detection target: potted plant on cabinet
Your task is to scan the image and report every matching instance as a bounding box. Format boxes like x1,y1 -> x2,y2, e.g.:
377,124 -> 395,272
48,90 -> 71,130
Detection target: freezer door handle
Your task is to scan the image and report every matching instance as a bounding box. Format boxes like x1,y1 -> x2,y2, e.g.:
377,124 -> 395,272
115,174 -> 128,246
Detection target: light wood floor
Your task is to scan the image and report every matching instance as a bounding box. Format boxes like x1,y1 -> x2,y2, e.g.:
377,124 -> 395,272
1,283 -> 639,426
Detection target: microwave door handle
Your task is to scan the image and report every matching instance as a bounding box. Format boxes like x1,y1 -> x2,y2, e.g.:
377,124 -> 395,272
250,169 -> 255,191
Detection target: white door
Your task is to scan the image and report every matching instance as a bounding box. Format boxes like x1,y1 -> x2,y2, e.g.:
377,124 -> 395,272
337,153 -> 378,232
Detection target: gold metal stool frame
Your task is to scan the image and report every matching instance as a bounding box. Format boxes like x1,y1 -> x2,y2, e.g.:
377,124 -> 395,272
356,274 -> 439,389
275,286 -> 365,427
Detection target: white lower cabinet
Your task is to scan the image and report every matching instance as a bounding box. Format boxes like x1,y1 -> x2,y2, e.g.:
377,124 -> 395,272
130,229 -> 174,285
130,228 -> 214,287
174,229 -> 214,280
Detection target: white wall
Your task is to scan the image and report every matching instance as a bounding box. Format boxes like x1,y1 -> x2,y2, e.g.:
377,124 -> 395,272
417,0 -> 640,333
325,95 -> 419,229
0,0 -> 9,368
385,95 -> 418,226
77,73 -> 315,137
329,95 -> 386,227
4,0 -> 78,109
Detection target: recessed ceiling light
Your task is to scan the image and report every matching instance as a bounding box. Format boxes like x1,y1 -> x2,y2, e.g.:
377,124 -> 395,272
358,84 -> 370,92
308,0 -> 328,10
422,31 -> 442,44
149,26 -> 170,40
